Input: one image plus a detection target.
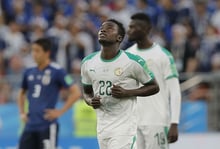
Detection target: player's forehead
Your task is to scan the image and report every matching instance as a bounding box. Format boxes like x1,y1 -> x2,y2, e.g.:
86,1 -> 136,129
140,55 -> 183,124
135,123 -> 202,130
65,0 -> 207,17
32,43 -> 41,49
31,43 -> 45,52
130,19 -> 146,26
100,21 -> 118,29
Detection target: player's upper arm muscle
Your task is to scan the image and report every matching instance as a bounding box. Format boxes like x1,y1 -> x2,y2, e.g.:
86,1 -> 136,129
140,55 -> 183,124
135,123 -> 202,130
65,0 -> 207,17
69,84 -> 81,98
20,88 -> 26,95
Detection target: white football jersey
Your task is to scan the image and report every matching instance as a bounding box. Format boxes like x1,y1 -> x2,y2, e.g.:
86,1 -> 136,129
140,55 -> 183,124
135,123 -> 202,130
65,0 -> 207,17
81,50 -> 154,138
127,43 -> 179,126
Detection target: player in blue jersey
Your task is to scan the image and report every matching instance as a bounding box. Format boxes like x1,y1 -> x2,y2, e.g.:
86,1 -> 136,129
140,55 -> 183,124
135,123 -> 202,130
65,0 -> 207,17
17,37 -> 81,149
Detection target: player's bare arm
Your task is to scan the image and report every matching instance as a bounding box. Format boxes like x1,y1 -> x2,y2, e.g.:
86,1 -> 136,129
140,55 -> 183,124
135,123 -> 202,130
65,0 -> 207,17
44,84 -> 81,121
17,89 -> 28,122
111,79 -> 159,98
83,85 -> 102,109
168,123 -> 178,143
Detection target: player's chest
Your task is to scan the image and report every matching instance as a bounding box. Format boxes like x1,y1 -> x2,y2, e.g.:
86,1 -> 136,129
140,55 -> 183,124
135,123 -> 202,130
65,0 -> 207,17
88,64 -> 128,81
27,70 -> 55,86
136,52 -> 161,69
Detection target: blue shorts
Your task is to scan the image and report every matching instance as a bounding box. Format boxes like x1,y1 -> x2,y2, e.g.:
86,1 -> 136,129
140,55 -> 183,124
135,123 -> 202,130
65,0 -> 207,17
18,123 -> 59,149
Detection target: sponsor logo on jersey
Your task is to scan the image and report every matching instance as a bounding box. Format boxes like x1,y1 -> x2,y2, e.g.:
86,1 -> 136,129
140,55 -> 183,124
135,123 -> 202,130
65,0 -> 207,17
28,75 -> 34,81
114,67 -> 123,76
89,69 -> 95,72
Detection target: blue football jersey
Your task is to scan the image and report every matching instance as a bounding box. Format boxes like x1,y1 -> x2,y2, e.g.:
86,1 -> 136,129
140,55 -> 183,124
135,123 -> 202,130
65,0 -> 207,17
21,62 -> 74,131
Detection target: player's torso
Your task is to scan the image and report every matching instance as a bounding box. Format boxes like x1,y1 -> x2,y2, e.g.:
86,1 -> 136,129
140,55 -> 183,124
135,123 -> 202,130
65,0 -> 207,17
87,51 -> 139,101
26,66 -> 60,103
127,44 -> 170,125
24,65 -> 62,130
128,43 -> 167,93
85,51 -> 138,137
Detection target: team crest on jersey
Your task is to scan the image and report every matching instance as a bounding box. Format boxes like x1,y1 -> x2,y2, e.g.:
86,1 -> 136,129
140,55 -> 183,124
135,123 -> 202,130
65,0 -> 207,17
114,67 -> 123,76
42,69 -> 51,85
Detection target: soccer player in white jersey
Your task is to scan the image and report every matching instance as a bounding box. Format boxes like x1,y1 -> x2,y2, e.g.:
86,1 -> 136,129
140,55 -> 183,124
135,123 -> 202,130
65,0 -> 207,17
127,13 -> 182,149
81,19 -> 160,149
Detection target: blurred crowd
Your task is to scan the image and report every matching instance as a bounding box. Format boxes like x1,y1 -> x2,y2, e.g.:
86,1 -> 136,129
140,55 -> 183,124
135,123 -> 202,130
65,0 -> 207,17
0,0 -> 219,104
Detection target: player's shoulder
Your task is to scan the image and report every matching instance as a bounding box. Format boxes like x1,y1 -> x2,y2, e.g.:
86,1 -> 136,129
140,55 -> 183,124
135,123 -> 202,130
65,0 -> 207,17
154,44 -> 171,56
46,62 -> 67,74
49,62 -> 63,69
126,43 -> 137,52
81,51 -> 99,65
124,51 -> 146,67
149,43 -> 174,60
160,46 -> 172,55
157,45 -> 175,61
24,64 -> 37,73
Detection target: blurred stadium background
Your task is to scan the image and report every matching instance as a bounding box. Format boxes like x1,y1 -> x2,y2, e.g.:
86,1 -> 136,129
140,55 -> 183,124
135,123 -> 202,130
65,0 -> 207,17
0,0 -> 220,148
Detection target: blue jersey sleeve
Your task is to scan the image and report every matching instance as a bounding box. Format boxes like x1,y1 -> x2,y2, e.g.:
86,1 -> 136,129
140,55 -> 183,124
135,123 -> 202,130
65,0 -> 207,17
21,69 -> 29,90
57,68 -> 74,88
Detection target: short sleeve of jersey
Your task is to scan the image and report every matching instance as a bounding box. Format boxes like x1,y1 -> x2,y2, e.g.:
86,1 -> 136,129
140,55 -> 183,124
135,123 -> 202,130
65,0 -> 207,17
81,61 -> 92,85
21,69 -> 29,90
162,48 -> 179,80
126,52 -> 155,84
57,68 -> 74,88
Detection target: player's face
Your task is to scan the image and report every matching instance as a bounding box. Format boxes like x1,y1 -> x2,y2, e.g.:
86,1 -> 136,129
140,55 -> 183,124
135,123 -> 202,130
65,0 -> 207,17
98,21 -> 120,45
31,43 -> 49,65
127,20 -> 146,41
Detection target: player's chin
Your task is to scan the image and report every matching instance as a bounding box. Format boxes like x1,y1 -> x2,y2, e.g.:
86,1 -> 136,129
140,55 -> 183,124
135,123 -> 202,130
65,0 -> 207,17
98,38 -> 107,43
34,59 -> 40,65
98,39 -> 112,45
127,37 -> 135,42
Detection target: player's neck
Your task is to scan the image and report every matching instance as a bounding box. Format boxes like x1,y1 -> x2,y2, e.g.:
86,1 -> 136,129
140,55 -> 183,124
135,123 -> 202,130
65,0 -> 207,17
38,59 -> 50,70
101,45 -> 120,60
137,39 -> 153,49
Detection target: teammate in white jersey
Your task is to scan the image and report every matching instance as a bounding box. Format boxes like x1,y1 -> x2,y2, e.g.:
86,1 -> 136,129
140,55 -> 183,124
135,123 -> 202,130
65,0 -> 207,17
81,19 -> 159,149
127,13 -> 182,149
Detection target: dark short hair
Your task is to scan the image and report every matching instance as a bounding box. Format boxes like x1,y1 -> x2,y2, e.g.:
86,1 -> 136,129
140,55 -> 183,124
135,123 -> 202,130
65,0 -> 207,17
139,0 -> 148,4
33,37 -> 52,52
106,19 -> 126,41
131,12 -> 151,25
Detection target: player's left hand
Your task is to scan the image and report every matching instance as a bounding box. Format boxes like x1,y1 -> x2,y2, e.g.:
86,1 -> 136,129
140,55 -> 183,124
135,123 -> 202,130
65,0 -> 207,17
111,84 -> 128,98
44,109 -> 62,121
168,123 -> 178,143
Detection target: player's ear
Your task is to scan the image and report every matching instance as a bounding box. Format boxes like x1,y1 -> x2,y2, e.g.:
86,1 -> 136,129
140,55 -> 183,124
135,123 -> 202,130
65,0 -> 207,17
117,35 -> 122,42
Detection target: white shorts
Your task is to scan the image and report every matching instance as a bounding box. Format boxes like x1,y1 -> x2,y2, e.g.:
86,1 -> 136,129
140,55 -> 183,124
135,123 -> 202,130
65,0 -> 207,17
98,135 -> 137,149
137,125 -> 169,149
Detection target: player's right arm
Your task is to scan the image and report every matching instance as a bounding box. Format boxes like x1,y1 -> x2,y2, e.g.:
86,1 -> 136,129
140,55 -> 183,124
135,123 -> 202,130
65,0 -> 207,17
81,54 -> 101,109
17,69 -> 29,122
162,48 -> 181,143
83,85 -> 101,109
17,88 -> 28,122
111,80 -> 159,98
112,52 -> 159,98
